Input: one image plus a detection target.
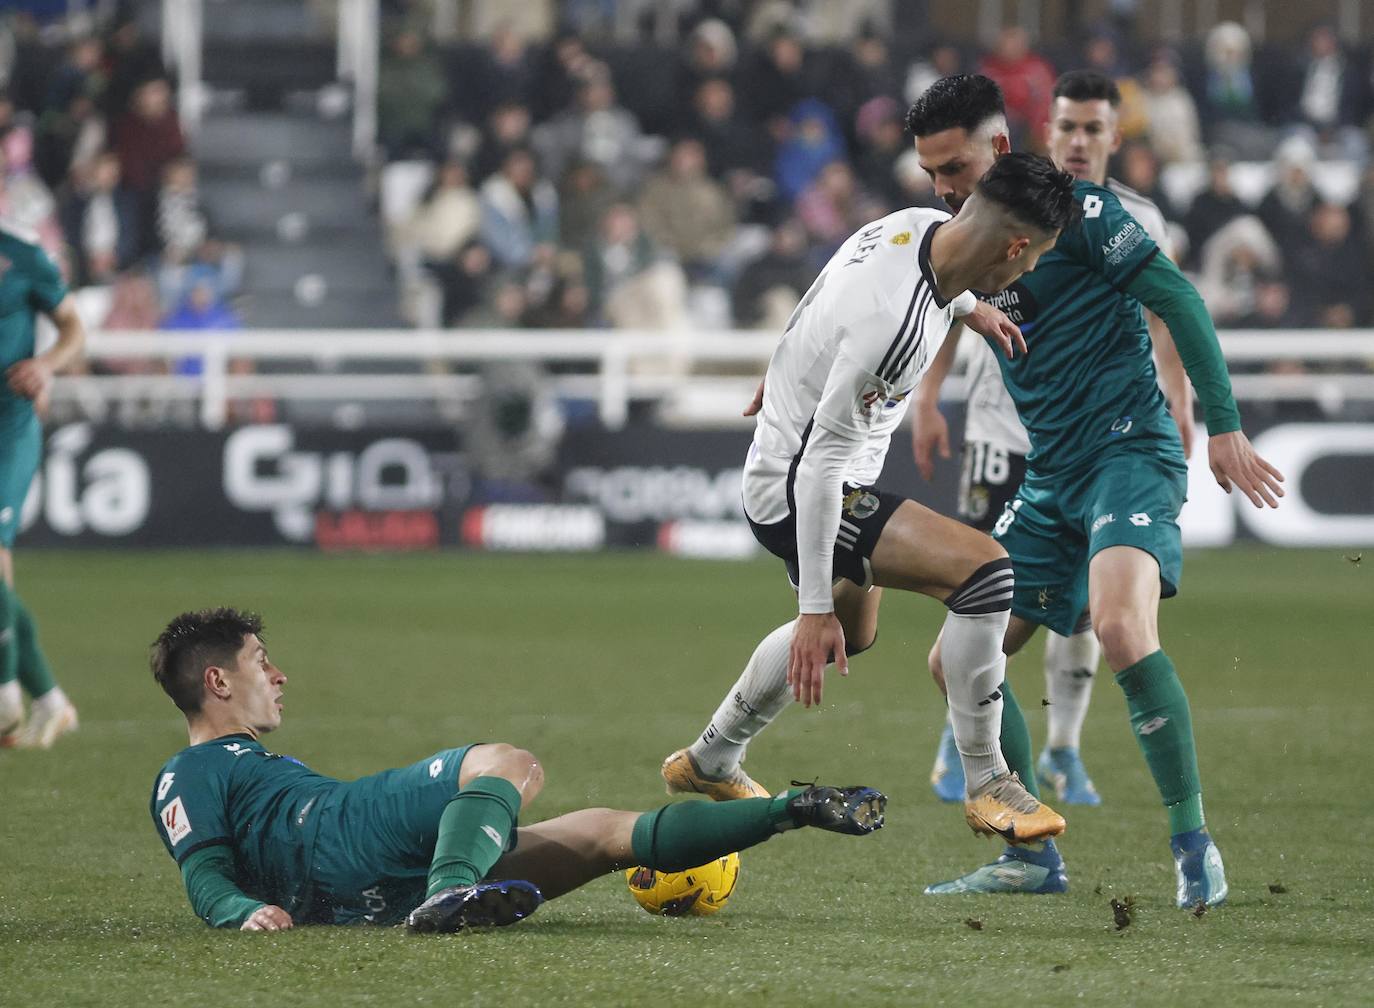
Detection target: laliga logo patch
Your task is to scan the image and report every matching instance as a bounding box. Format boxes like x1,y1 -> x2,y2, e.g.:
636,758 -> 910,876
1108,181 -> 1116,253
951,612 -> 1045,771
843,488 -> 880,520
161,796 -> 192,844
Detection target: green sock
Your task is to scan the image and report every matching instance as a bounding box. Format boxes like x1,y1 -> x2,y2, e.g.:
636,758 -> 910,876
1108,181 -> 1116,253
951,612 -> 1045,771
0,582 -> 17,686
425,776 -> 523,897
1114,650 -> 1205,835
14,598 -> 55,699
631,792 -> 797,871
998,679 -> 1040,799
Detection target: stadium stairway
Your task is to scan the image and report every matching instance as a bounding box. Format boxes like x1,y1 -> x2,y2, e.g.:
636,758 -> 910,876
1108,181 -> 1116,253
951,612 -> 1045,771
194,0 -> 403,329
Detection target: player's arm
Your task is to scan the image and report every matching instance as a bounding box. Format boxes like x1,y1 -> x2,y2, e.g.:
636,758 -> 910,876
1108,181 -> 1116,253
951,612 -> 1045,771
1124,253 -> 1283,506
178,845 -> 280,929
1146,309 -> 1194,458
6,295 -> 86,401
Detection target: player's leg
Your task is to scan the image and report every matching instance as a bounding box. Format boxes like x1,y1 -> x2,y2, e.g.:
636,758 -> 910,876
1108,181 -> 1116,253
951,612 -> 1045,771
481,783 -> 887,902
666,574 -> 881,801
867,498 -> 1062,843
1038,616 -> 1103,805
0,547 -> 21,739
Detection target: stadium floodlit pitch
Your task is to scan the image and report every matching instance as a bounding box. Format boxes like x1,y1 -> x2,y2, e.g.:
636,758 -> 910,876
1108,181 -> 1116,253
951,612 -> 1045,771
1,548 -> 1370,1006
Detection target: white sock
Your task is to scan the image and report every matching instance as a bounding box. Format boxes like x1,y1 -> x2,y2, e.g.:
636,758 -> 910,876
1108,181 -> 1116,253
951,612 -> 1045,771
1043,630 -> 1099,751
32,685 -> 68,715
940,608 -> 1011,794
689,620 -> 796,778
0,680 -> 21,730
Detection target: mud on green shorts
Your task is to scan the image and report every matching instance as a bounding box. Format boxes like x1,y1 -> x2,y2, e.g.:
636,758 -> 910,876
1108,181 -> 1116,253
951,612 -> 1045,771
306,744 -> 518,925
990,448 -> 1186,637
0,414 -> 40,547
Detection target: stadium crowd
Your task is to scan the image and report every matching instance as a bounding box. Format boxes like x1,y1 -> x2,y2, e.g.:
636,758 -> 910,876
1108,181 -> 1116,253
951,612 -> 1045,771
2,2 -> 1374,363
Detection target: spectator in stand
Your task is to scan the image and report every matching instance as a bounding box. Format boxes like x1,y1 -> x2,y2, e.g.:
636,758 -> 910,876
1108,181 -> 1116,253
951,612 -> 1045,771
1290,202 -> 1370,328
688,77 -> 765,177
1115,140 -> 1179,224
742,28 -> 818,130
460,276 -> 530,329
44,35 -> 105,117
431,239 -> 494,327
1182,150 -> 1246,267
472,101 -> 534,184
113,75 -> 185,247
732,216 -> 813,329
479,146 -> 558,270
101,18 -> 166,122
831,30 -> 903,128
526,272 -> 591,329
977,26 -> 1055,149
1257,136 -> 1320,254
1082,30 -> 1149,142
581,202 -> 687,331
774,98 -> 845,203
1141,50 -> 1202,165
34,86 -> 106,190
59,150 -> 139,285
377,29 -> 448,159
1287,24 -> 1368,161
1194,21 -> 1269,157
795,161 -> 881,260
679,19 -> 740,112
532,32 -> 595,122
853,95 -> 907,211
463,23 -> 539,118
0,130 -> 61,252
904,43 -> 964,107
155,155 -> 212,263
637,137 -> 735,280
533,67 -> 651,193
1193,216 -> 1280,325
403,159 -> 482,266
1234,273 -> 1300,332
557,158 -> 616,256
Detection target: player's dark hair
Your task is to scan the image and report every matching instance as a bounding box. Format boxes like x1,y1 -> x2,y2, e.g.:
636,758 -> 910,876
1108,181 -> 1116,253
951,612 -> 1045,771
1053,69 -> 1121,107
151,608 -> 264,715
975,152 -> 1082,234
905,74 -> 1006,137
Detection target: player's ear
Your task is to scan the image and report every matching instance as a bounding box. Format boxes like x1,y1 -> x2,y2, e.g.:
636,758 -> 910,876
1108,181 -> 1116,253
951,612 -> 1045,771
1006,235 -> 1031,261
204,665 -> 232,701
992,132 -> 1011,157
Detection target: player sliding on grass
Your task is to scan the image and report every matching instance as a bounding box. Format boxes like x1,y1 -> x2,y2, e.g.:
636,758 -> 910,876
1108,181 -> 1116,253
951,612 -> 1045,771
149,608 -> 885,933
663,153 -> 1079,850
907,73 -> 1283,907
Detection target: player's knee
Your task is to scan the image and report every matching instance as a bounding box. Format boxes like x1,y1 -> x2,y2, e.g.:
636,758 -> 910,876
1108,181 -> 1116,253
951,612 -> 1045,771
465,743 -> 545,800
945,551 -> 1014,614
844,630 -> 876,657
1092,612 -> 1151,669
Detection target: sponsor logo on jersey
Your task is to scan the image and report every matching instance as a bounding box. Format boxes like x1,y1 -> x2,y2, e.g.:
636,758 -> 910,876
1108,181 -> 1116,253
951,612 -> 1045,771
1102,221 -> 1146,265
978,282 -> 1037,326
842,488 -> 881,520
889,231 -> 911,245
1092,513 -> 1115,533
1110,415 -> 1134,435
1129,512 -> 1152,526
429,758 -> 444,779
161,796 -> 192,844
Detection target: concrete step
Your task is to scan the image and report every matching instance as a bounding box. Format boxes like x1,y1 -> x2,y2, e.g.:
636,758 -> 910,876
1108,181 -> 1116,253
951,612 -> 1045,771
194,112 -> 353,167
243,242 -> 394,295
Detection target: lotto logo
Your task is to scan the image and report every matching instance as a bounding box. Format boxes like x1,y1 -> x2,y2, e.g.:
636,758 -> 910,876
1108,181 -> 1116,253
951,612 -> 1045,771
1130,512 -> 1152,526
429,758 -> 444,779
1138,716 -> 1170,735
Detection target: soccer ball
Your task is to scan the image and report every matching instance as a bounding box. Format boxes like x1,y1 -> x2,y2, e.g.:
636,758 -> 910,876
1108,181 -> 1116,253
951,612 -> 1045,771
625,853 -> 741,916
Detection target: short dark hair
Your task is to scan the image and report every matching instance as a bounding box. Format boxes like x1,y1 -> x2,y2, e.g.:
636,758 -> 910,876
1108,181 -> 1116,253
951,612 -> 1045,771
151,608 -> 263,715
1053,69 -> 1121,107
905,74 -> 1005,137
976,152 -> 1082,234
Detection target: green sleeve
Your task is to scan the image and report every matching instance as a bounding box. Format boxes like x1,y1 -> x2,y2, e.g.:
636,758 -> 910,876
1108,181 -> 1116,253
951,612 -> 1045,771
180,845 -> 264,929
1123,252 -> 1241,434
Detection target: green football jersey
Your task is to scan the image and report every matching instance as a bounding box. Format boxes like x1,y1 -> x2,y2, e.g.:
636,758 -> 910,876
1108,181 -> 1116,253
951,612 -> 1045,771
150,735 -> 339,917
983,180 -> 1182,477
0,227 -> 67,433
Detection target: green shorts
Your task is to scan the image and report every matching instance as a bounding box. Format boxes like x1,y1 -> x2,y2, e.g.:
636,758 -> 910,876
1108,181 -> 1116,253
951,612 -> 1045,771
0,415 -> 40,548
991,448 -> 1186,637
309,744 -> 510,925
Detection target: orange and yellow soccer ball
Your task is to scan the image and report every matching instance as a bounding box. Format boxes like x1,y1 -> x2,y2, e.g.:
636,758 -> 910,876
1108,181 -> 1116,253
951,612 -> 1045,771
625,852 -> 741,916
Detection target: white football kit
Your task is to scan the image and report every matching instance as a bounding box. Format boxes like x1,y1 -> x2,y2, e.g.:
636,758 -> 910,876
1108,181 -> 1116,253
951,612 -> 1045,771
963,179 -> 1171,456
743,208 -> 976,613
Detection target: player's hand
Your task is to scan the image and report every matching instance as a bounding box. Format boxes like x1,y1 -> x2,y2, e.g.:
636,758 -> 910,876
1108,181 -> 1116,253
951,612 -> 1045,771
960,301 -> 1027,360
911,401 -> 950,481
6,357 -> 54,401
743,378 -> 764,416
1169,399 -> 1195,460
241,905 -> 294,931
1208,430 -> 1284,508
788,612 -> 846,708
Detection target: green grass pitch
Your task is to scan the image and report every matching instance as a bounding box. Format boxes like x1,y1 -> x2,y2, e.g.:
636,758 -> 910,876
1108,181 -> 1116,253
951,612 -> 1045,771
1,548 -> 1370,1006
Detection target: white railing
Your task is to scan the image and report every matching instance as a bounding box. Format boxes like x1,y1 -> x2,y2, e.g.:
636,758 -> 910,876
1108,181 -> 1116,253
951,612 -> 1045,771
337,0 -> 379,159
161,0 -> 204,136
55,328 -> 1374,432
